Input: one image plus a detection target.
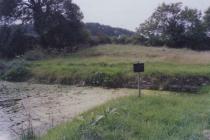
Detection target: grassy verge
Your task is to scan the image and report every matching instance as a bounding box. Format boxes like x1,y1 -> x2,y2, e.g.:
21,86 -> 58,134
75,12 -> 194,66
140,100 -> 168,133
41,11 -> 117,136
40,90 -> 210,140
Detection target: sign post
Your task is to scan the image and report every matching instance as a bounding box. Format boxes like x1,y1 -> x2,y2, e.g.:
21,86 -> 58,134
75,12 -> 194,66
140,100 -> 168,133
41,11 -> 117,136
133,62 -> 144,97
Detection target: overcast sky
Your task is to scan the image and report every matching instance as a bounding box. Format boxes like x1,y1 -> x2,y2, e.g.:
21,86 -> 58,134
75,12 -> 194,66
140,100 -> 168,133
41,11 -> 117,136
74,0 -> 210,31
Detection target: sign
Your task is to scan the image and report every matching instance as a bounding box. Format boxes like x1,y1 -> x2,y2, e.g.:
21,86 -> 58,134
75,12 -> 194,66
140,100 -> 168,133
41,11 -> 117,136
133,63 -> 144,73
133,62 -> 144,97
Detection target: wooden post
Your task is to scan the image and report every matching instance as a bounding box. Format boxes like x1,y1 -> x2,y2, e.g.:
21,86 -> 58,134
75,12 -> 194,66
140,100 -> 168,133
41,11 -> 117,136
138,72 -> 141,97
133,62 -> 144,97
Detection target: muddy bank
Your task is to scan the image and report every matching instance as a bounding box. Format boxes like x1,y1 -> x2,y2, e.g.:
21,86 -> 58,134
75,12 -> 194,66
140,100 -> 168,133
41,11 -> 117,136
126,75 -> 210,92
31,75 -> 210,92
0,81 -> 131,140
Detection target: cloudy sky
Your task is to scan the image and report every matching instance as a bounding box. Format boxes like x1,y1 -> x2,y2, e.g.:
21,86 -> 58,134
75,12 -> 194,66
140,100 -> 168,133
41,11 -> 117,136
74,0 -> 210,31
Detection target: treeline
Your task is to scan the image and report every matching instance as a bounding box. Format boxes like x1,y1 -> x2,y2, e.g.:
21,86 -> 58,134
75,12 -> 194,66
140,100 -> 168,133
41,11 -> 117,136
135,2 -> 210,50
1,1 -> 210,58
0,0 -> 88,58
86,2 -> 210,50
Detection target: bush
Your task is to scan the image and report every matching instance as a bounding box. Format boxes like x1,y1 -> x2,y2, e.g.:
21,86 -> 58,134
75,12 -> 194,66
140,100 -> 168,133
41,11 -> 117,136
2,59 -> 31,82
86,72 -> 112,87
0,25 -> 37,58
0,61 -> 7,76
89,35 -> 111,46
112,36 -> 133,44
23,48 -> 46,61
85,72 -> 127,88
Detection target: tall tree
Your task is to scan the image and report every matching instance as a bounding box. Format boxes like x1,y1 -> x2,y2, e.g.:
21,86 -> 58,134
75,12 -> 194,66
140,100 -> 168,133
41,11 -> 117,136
137,2 -> 184,46
180,7 -> 207,49
0,0 -> 87,49
204,7 -> 210,34
137,2 -> 207,49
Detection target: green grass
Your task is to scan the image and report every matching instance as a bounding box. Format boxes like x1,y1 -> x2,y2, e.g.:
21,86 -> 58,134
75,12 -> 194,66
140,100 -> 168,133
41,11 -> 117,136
30,45 -> 210,85
41,90 -> 210,140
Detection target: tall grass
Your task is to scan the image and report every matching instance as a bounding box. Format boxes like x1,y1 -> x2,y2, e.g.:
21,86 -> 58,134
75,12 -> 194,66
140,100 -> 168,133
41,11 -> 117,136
31,45 -> 210,79
29,45 -> 210,90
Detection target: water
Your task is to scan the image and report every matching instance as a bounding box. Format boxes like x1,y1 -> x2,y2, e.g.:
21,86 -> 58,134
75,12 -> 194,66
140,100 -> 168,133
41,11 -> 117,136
0,108 -> 13,140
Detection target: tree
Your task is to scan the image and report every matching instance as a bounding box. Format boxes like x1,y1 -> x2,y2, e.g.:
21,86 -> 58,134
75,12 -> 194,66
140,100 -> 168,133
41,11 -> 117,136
0,0 -> 87,49
180,7 -> 207,49
137,2 -> 208,49
0,25 -> 36,58
204,7 -> 210,34
137,2 -> 184,46
203,7 -> 210,47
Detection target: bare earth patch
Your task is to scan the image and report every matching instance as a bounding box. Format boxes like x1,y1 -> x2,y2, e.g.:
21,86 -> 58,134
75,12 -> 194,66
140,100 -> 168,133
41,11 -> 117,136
0,81 -> 132,140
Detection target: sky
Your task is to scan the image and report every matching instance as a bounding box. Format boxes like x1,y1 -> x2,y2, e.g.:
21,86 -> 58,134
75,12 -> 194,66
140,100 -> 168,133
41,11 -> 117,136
74,0 -> 210,31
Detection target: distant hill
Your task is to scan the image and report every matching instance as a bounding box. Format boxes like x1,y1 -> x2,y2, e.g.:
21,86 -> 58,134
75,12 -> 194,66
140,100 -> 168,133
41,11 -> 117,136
85,23 -> 135,37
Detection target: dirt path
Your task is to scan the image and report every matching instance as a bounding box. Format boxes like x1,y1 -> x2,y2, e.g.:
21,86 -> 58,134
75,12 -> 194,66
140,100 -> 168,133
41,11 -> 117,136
0,81 -> 133,140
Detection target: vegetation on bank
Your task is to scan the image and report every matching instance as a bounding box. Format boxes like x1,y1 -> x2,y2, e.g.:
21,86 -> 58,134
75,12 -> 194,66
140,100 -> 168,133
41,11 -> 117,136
1,44 -> 210,91
40,89 -> 210,140
27,45 -> 210,91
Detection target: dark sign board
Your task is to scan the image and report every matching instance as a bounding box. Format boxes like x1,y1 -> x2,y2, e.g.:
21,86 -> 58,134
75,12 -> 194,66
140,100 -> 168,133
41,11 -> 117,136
133,63 -> 144,73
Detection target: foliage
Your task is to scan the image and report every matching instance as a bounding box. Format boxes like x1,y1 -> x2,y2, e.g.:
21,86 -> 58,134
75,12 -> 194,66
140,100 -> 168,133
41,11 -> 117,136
137,2 -> 209,50
112,36 -> 133,44
0,60 -> 6,76
0,0 -> 88,53
1,59 -> 31,82
0,25 -> 37,58
86,22 -> 134,37
89,35 -> 112,46
86,23 -> 135,45
85,72 -> 127,88
23,48 -> 47,61
204,7 -> 210,37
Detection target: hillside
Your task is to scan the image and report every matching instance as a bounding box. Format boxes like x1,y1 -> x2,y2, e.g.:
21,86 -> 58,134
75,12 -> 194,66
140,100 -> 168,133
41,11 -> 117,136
85,23 -> 135,37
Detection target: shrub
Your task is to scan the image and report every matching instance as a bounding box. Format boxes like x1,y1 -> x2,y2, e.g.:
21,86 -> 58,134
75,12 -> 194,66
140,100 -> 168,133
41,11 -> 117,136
85,72 -> 127,88
0,61 -> 6,77
24,48 -> 46,61
2,59 -> 31,82
0,25 -> 37,58
86,72 -> 112,87
89,35 -> 111,46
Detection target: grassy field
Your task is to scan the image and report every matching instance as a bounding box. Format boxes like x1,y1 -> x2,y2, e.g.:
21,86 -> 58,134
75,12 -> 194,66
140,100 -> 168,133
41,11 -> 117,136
31,45 -> 210,77
40,89 -> 210,140
29,45 -> 210,90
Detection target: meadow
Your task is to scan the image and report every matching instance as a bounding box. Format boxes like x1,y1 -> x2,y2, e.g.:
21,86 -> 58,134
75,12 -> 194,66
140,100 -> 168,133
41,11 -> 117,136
30,45 -> 210,91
